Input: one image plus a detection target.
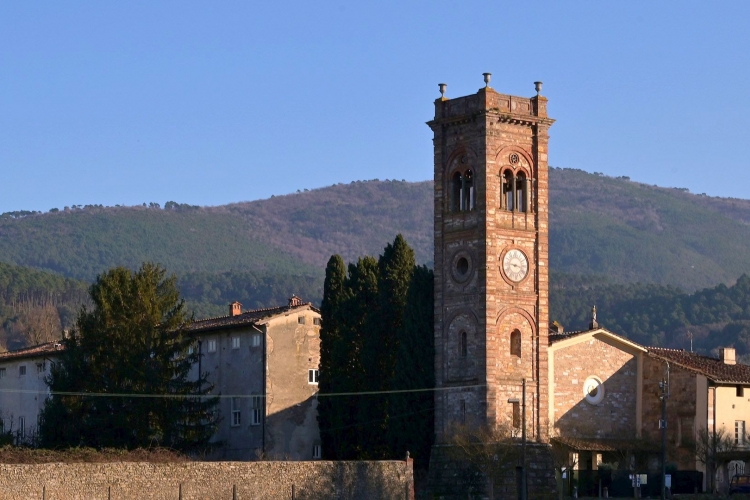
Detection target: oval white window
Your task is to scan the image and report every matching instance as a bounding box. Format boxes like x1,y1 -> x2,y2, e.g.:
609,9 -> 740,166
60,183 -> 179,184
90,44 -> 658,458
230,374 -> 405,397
583,376 -> 605,405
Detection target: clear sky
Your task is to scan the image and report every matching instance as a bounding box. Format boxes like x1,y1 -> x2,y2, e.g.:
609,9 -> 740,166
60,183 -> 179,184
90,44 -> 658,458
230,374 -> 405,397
1,2 -> 749,214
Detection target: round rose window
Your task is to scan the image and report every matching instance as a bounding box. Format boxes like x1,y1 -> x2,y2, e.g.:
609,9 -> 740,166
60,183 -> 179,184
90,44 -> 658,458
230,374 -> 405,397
583,376 -> 605,405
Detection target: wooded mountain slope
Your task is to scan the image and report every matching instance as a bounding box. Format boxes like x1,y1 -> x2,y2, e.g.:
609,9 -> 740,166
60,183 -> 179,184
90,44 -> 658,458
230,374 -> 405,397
1,169 -> 750,292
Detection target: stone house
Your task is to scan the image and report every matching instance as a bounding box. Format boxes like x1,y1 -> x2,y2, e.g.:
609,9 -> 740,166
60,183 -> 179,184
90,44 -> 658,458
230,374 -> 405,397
0,296 -> 322,461
0,341 -> 62,444
643,346 -> 750,491
548,320 -> 750,492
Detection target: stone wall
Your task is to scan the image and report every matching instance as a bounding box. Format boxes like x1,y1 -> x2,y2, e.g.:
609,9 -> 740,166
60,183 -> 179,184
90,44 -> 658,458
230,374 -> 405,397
427,443 -> 556,499
0,460 -> 413,500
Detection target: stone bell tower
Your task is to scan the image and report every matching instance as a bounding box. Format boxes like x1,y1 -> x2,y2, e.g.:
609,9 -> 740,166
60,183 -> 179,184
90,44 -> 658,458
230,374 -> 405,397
428,74 -> 554,445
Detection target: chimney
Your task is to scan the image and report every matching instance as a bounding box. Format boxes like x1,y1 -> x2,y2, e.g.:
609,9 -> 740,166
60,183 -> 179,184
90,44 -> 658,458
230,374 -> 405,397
229,302 -> 242,317
288,295 -> 303,307
589,305 -> 599,330
720,347 -> 736,365
551,321 -> 564,334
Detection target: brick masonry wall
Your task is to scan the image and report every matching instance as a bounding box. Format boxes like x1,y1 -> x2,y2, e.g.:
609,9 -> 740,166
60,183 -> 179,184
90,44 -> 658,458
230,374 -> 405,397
0,460 -> 413,500
552,338 -> 638,439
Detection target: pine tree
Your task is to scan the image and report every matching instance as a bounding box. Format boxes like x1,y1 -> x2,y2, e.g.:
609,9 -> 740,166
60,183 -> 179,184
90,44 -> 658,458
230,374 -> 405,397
40,263 -> 219,451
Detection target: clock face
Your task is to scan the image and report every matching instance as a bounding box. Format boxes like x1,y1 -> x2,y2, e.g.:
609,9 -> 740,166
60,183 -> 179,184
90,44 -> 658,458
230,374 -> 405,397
502,249 -> 529,282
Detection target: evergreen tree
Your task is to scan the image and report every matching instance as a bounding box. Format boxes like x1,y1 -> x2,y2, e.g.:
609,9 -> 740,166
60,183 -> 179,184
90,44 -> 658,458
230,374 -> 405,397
388,264 -> 435,466
40,263 -> 218,451
318,235 -> 434,461
318,255 -> 348,459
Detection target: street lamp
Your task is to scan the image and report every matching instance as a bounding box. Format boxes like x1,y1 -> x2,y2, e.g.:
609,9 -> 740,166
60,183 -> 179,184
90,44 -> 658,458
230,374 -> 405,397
508,378 -> 527,500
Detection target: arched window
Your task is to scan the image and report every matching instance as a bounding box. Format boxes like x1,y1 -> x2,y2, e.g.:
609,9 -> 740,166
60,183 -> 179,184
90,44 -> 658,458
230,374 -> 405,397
516,172 -> 527,212
451,170 -> 475,212
510,330 -> 521,357
460,331 -> 468,358
451,172 -> 462,212
503,170 -> 514,211
463,169 -> 474,211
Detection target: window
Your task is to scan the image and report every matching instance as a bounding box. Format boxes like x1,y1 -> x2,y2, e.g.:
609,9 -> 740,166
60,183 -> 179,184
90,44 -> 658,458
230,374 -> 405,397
231,336 -> 240,349
738,386 -> 745,398
583,376 -> 605,405
251,396 -> 262,426
251,333 -> 262,347
188,345 -> 194,355
737,421 -> 746,446
231,397 -> 241,427
0,368 -> 5,379
19,366 -> 26,376
207,339 -> 217,353
37,362 -> 45,373
510,330 -> 521,357
18,417 -> 25,437
460,400 -> 466,424
502,169 -> 530,213
512,401 -> 521,429
313,317 -> 321,326
502,170 -> 514,210
308,369 -> 319,385
451,169 -> 475,212
312,444 -> 322,459
460,331 -> 467,358
298,316 -> 306,325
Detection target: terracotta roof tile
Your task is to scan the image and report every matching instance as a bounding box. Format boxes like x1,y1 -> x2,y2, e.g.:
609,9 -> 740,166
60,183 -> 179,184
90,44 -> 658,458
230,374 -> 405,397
648,347 -> 750,384
0,341 -> 63,361
187,303 -> 318,333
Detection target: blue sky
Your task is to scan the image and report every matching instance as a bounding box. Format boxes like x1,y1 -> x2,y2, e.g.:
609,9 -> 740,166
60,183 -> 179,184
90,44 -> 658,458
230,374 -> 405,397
1,2 -> 749,213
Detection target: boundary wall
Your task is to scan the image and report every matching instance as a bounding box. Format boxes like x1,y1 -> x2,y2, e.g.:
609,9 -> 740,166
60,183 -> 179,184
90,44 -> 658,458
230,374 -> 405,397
0,459 -> 414,500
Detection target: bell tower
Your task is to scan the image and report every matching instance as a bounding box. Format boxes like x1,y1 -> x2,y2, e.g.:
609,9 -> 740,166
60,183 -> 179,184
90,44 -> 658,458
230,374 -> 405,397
428,74 -> 554,444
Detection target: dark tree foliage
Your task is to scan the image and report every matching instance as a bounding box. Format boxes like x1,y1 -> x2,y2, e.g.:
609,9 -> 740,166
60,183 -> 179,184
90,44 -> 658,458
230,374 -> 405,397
318,255 -> 348,459
39,263 -> 219,452
550,272 -> 750,359
388,264 -> 435,466
318,235 -> 433,463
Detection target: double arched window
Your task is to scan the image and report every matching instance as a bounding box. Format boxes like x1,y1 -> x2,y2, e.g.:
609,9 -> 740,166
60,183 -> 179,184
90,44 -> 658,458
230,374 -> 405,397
501,170 -> 530,212
451,170 -> 475,212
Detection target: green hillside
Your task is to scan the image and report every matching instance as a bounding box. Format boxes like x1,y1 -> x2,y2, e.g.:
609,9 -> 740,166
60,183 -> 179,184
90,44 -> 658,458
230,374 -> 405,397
2,172 -> 750,291
549,168 -> 750,290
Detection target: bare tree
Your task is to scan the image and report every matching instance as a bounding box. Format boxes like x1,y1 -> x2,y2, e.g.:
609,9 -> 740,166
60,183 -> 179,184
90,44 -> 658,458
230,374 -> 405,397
8,299 -> 62,346
549,440 -> 579,500
694,426 -> 737,493
449,423 -> 520,499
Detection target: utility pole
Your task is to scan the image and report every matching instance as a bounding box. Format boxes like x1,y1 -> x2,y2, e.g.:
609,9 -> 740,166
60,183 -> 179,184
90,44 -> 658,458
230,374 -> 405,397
659,362 -> 670,500
521,377 -> 527,500
508,378 -> 527,500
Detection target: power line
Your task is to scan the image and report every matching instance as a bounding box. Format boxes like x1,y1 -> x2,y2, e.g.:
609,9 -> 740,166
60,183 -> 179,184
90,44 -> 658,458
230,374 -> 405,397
0,383 -> 486,400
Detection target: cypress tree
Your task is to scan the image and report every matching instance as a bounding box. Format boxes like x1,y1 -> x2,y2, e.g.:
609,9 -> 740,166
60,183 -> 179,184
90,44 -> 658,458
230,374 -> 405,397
318,255 -> 348,459
388,264 -> 435,466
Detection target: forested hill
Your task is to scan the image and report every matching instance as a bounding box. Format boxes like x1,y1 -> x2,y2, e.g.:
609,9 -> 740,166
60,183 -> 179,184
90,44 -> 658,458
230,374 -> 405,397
550,271 -> 750,360
1,168 -> 750,295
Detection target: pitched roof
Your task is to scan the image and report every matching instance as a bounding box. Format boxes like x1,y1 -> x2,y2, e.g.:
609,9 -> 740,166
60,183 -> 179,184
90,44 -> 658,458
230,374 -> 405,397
0,341 -> 63,362
548,329 -> 587,345
552,436 -> 658,452
648,347 -> 750,384
187,302 -> 318,334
